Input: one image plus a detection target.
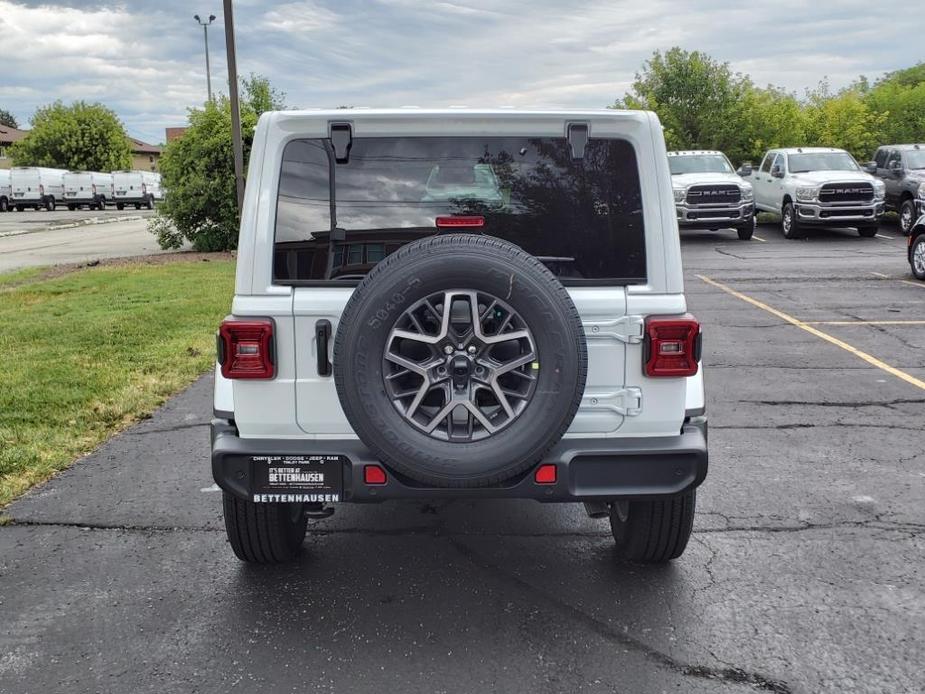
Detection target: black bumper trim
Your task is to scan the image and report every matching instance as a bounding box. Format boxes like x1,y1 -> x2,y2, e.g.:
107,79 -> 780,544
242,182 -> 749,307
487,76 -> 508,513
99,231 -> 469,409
211,420 -> 708,503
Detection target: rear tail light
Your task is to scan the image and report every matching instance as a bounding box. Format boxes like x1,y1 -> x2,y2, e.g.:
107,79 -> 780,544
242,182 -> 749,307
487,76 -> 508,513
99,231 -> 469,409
435,215 -> 484,229
644,315 -> 701,377
217,318 -> 275,379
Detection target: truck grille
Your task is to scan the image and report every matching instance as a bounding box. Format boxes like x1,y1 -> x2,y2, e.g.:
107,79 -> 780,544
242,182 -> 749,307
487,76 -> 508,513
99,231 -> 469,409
818,183 -> 873,203
685,184 -> 741,206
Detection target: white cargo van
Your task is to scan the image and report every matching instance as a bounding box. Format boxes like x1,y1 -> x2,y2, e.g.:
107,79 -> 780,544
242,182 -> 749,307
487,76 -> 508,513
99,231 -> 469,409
10,167 -> 67,211
63,171 -> 113,210
0,169 -> 11,212
112,170 -> 162,209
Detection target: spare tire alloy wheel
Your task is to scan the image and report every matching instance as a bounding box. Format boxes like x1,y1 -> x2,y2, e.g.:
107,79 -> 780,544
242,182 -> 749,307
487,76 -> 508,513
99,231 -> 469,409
334,234 -> 588,488
384,289 -> 537,441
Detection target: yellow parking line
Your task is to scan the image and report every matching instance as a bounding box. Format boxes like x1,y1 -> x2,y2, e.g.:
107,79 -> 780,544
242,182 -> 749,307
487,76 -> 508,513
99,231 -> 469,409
752,235 -> 767,243
875,234 -> 895,240
804,320 -> 925,326
697,274 -> 925,392
870,272 -> 889,278
900,279 -> 925,289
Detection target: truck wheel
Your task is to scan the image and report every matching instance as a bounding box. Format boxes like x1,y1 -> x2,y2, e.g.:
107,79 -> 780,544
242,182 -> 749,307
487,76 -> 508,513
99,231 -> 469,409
858,225 -> 879,238
609,491 -> 696,563
45,197 -> 56,211
145,195 -> 154,210
334,234 -> 588,488
910,234 -> 925,280
899,199 -> 916,236
781,202 -> 801,239
116,203 -> 124,210
0,198 -> 8,212
736,215 -> 755,240
222,492 -> 307,564
67,204 -> 76,211
16,205 -> 24,212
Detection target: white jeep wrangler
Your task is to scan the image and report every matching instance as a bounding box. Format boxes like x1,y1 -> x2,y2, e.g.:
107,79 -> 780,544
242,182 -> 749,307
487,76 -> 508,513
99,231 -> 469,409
212,109 -> 707,564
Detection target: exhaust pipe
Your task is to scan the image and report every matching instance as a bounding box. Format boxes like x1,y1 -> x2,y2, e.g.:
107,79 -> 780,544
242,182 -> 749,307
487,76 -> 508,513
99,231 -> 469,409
583,501 -> 610,519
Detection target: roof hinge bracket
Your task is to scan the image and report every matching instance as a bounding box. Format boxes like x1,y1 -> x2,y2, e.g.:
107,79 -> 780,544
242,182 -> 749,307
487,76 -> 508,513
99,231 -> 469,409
329,122 -> 353,164
567,122 -> 589,160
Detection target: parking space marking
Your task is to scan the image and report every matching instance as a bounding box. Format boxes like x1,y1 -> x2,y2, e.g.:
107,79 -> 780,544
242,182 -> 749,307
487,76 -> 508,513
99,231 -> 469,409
697,274 -> 925,392
870,272 -> 889,278
875,234 -> 895,240
752,235 -> 767,243
804,320 -> 925,326
899,279 -> 925,290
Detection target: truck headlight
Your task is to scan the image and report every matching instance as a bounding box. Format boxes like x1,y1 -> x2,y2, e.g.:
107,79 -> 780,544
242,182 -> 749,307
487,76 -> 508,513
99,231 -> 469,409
873,181 -> 886,201
795,187 -> 818,202
673,188 -> 686,203
740,186 -> 754,202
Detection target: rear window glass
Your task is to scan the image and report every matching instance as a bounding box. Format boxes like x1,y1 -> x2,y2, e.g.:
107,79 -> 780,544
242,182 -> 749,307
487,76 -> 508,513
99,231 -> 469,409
274,136 -> 646,284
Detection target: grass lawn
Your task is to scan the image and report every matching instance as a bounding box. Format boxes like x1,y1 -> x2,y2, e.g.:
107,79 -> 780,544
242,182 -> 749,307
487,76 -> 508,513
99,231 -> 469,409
0,257 -> 235,508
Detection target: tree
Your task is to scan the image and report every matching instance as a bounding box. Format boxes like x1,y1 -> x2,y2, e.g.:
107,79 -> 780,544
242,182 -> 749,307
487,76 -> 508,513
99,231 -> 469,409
8,101 -> 131,171
803,82 -> 887,161
613,48 -> 751,161
149,75 -> 286,252
863,64 -> 925,145
736,85 -> 809,163
0,108 -> 17,129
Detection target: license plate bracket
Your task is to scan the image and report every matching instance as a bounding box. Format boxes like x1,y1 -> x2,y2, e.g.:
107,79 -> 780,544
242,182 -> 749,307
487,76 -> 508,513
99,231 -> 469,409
250,454 -> 345,503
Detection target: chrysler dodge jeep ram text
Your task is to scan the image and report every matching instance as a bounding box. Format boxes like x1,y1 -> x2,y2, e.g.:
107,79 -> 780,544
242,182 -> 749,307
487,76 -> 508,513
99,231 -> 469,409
668,150 -> 755,240
746,147 -> 885,239
211,109 -> 707,564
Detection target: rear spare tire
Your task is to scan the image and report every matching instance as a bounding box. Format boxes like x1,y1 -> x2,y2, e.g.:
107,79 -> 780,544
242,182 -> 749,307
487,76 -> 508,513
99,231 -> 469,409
334,234 -> 588,488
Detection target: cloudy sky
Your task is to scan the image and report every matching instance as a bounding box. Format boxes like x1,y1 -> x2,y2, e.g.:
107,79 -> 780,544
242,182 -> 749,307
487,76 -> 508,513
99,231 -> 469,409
0,0 -> 922,145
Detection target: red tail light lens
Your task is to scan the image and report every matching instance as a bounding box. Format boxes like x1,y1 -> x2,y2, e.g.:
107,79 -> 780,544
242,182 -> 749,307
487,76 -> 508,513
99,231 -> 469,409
534,464 -> 557,484
435,215 -> 484,229
644,316 -> 701,377
364,465 -> 387,485
218,319 -> 275,379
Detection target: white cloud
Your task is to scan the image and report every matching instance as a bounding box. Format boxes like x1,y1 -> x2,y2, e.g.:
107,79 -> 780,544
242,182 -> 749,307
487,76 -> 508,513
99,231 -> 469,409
0,0 -> 922,144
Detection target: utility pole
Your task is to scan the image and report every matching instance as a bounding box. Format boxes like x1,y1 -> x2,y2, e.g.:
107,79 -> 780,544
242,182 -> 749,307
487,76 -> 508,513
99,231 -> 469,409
193,14 -> 216,102
223,0 -> 245,212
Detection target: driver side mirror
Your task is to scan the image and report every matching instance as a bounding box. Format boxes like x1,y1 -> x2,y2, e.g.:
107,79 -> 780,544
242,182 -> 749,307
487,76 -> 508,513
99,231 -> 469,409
737,163 -> 753,177
863,161 -> 877,175
771,165 -> 784,179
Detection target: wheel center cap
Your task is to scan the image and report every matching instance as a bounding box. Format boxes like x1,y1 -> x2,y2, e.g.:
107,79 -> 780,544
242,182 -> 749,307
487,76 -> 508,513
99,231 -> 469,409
451,354 -> 472,390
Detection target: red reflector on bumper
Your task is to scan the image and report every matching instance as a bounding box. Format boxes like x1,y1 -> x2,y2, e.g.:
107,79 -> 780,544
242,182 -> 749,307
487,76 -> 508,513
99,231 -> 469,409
364,465 -> 387,485
534,464 -> 557,484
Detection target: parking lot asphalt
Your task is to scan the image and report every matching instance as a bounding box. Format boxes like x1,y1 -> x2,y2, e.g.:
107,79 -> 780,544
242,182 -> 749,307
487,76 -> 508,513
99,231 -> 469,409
1,221 -> 923,693
0,208 -> 167,272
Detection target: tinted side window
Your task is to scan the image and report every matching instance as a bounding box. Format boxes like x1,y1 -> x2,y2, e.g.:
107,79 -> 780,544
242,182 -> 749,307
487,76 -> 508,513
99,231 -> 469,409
874,148 -> 887,168
274,136 -> 647,284
760,153 -> 774,173
887,150 -> 902,167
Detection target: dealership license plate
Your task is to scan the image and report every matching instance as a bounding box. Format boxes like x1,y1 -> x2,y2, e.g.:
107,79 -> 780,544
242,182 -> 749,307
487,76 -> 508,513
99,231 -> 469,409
250,454 -> 344,503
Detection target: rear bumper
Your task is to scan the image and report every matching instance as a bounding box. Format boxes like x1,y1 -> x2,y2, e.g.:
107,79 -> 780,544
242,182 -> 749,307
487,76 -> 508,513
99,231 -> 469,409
211,419 -> 708,503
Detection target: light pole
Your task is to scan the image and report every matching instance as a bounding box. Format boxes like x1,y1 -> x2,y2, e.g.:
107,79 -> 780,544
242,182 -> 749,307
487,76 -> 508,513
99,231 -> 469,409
223,0 -> 244,212
193,13 -> 216,102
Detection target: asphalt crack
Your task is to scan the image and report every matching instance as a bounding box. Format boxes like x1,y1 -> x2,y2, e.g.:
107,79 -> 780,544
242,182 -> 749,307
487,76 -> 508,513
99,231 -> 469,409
446,535 -> 792,693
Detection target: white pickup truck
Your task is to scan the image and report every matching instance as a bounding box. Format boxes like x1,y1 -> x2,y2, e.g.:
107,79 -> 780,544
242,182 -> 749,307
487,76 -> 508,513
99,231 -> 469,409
668,150 -> 755,240
746,147 -> 885,238
211,109 -> 707,565
63,171 -> 113,210
10,166 -> 67,211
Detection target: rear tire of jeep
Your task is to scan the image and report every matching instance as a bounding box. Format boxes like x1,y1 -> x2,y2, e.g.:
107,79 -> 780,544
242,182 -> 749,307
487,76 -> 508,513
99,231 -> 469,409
736,215 -> 755,240
222,492 -> 307,564
609,491 -> 696,563
858,225 -> 878,238
334,233 -> 588,488
781,202 -> 801,239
